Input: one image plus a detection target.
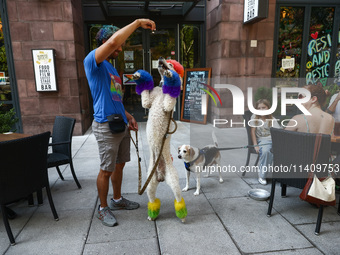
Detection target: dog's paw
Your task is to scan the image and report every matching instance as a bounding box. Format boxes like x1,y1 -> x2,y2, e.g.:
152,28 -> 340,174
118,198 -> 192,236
219,178 -> 224,183
182,187 -> 189,192
132,72 -> 141,80
194,190 -> 200,196
162,70 -> 181,98
148,216 -> 156,221
133,70 -> 154,95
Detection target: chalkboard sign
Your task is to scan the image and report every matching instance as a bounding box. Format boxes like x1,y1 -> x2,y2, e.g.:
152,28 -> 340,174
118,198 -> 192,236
180,68 -> 212,124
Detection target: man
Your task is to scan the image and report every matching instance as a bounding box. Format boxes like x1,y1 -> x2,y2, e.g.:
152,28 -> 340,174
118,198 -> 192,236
84,19 -> 156,226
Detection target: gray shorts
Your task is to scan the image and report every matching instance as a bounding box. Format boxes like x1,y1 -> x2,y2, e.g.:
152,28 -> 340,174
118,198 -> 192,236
92,120 -> 130,172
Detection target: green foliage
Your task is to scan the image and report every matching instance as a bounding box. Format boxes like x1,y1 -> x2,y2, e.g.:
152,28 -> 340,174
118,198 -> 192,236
0,104 -> 18,133
254,87 -> 272,103
0,45 -> 7,74
254,86 -> 281,117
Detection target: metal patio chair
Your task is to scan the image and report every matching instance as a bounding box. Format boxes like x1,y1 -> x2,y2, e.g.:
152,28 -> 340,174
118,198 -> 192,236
47,116 -> 82,189
242,110 -> 260,176
267,128 -> 332,235
0,132 -> 59,245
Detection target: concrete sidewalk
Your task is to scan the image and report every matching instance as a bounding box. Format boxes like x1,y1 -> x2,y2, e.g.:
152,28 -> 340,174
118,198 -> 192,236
1,121 -> 340,255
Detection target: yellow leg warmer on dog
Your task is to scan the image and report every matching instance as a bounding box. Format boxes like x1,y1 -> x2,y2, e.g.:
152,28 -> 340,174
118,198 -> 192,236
174,198 -> 187,219
148,198 -> 161,220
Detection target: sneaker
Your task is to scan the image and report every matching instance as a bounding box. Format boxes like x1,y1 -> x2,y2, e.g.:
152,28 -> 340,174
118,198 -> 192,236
95,206 -> 118,227
109,197 -> 140,210
258,178 -> 267,185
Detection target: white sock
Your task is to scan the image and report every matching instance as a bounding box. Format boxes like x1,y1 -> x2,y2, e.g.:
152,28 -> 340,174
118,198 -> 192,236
99,205 -> 104,210
113,197 -> 122,202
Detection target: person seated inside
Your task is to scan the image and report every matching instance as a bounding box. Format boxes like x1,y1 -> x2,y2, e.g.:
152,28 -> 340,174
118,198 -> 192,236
285,85 -> 339,188
251,99 -> 281,185
285,84 -> 334,135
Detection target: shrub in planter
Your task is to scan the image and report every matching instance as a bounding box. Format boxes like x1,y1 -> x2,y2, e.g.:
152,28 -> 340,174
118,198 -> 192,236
0,103 -> 19,133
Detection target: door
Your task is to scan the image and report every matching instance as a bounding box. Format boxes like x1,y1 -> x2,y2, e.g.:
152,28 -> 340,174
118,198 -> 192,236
117,26 -> 177,121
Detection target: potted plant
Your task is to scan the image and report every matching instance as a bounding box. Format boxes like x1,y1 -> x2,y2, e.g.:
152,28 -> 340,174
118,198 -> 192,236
0,103 -> 19,133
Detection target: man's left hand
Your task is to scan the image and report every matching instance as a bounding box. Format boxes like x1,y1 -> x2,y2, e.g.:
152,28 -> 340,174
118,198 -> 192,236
128,116 -> 138,131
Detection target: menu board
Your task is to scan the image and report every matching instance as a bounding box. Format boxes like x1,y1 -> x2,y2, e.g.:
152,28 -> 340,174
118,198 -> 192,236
180,68 -> 211,124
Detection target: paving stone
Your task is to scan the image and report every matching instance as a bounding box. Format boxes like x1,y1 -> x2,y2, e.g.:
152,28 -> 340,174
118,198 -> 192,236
83,238 -> 159,255
209,197 -> 313,253
4,209 -> 92,255
296,222 -> 340,254
157,214 -> 241,255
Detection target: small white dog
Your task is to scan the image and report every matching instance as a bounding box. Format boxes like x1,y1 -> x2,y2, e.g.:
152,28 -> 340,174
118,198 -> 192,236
178,133 -> 223,195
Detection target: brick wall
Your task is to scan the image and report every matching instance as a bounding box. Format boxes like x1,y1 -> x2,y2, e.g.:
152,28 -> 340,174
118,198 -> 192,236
206,0 -> 277,123
7,0 -> 90,135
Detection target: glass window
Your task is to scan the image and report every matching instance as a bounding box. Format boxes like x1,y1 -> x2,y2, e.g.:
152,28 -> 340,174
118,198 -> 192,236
275,7 -> 304,83
0,14 -> 12,102
305,7 -> 335,86
335,27 -> 340,84
180,25 -> 201,68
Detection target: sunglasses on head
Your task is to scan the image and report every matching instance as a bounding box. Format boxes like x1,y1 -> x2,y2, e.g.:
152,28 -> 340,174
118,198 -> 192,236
298,93 -> 306,99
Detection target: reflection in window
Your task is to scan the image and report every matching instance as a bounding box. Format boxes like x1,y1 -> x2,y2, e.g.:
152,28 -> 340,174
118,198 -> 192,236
88,24 -> 101,51
0,14 -> 12,102
116,28 -> 143,75
276,7 -> 304,83
335,28 -> 340,84
180,25 -> 201,68
306,7 -> 334,86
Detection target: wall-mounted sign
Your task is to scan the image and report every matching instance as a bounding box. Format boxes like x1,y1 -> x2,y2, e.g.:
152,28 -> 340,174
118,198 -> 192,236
282,57 -> 295,70
32,49 -> 58,92
243,0 -> 268,24
124,51 -> 134,61
123,74 -> 136,85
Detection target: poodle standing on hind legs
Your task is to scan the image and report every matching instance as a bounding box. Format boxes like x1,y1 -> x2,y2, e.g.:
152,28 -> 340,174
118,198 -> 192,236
133,57 -> 187,222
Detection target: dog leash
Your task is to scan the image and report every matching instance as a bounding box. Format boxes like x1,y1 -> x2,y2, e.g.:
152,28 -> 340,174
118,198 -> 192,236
217,143 -> 272,151
130,111 -> 177,195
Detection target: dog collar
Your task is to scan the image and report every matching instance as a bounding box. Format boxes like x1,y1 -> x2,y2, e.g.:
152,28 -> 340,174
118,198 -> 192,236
184,149 -> 204,171
184,162 -> 191,171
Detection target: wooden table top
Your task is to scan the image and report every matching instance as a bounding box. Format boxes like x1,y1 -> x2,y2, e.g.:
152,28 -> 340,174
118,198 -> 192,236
0,133 -> 31,142
331,135 -> 340,143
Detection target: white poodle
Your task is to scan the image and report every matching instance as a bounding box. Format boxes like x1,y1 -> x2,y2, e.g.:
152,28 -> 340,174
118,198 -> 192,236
133,58 -> 187,222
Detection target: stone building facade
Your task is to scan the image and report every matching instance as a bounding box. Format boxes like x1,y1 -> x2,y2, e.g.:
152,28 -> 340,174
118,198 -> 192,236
206,0 -> 276,122
6,0 -> 91,135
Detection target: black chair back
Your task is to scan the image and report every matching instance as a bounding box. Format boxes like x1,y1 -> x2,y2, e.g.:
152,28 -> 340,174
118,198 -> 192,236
51,116 -> 76,156
0,131 -> 59,245
270,128 -> 331,187
0,132 -> 51,204
241,110 -> 260,176
48,116 -> 81,189
243,110 -> 257,154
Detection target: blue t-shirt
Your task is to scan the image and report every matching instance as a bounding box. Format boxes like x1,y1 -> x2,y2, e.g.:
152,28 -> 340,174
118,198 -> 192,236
84,49 -> 127,124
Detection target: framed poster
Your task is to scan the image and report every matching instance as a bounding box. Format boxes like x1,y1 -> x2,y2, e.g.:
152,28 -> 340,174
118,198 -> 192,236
32,49 -> 58,91
180,68 -> 212,124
